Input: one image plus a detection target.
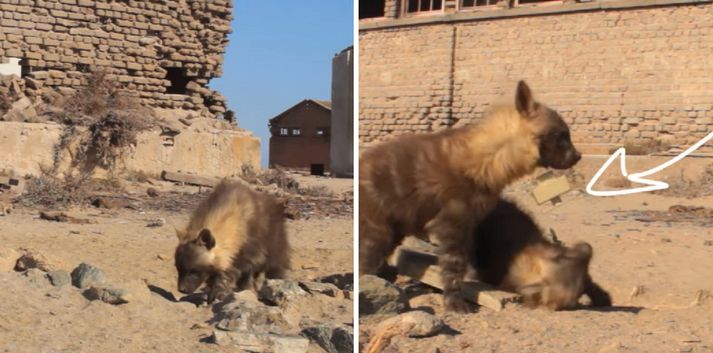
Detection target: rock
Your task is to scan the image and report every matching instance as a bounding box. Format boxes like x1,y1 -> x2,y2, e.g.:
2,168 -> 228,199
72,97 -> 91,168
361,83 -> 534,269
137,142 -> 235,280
298,281 -> 341,298
0,247 -> 20,272
15,250 -> 61,272
46,270 -> 71,287
146,218 -> 166,227
258,279 -> 308,306
84,286 -> 129,305
212,292 -> 292,333
83,281 -> 150,305
210,331 -> 309,353
146,187 -> 159,197
300,324 -> 354,353
71,263 -> 106,289
374,311 -> 444,338
315,273 -> 353,291
2,96 -> 39,122
359,275 -> 408,316
23,268 -> 49,285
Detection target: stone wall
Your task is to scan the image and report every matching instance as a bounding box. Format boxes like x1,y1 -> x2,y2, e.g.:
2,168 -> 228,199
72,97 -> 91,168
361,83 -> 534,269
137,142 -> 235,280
0,0 -> 232,116
359,0 -> 713,152
0,120 -> 260,178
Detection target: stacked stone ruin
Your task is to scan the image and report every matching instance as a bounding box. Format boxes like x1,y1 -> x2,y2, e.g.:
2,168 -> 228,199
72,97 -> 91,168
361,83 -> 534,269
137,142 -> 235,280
0,0 -> 232,117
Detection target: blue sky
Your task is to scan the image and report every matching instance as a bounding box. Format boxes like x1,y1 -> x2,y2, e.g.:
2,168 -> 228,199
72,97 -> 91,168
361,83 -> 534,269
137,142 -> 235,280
210,1 -> 354,167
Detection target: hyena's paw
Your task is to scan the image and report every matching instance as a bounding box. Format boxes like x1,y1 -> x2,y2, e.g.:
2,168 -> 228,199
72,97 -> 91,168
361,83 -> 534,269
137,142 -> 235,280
444,293 -> 472,314
206,285 -> 231,304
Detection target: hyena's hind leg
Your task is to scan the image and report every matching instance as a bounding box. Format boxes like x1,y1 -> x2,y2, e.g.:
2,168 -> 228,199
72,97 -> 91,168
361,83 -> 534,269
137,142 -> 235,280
428,200 -> 477,313
359,217 -> 401,278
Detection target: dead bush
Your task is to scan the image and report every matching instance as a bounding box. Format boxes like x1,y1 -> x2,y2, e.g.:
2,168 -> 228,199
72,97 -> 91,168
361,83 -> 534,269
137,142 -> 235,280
240,164 -> 301,194
47,70 -> 154,173
299,185 -> 336,198
611,139 -> 671,156
22,168 -> 90,209
655,164 -> 713,198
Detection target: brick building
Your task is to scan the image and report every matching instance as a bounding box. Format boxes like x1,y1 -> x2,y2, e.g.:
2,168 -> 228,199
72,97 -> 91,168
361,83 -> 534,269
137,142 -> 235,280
359,0 -> 713,153
269,99 -> 332,174
0,0 -> 232,117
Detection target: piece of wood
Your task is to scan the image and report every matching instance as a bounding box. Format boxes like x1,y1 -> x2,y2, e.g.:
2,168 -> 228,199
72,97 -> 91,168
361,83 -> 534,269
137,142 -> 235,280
161,171 -> 221,187
532,175 -> 570,204
39,211 -> 94,224
389,245 -> 521,311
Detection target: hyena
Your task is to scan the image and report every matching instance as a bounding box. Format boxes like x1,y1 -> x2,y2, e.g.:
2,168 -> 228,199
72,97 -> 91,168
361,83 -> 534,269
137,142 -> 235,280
359,80 -> 581,312
174,180 -> 290,303
471,199 -> 611,309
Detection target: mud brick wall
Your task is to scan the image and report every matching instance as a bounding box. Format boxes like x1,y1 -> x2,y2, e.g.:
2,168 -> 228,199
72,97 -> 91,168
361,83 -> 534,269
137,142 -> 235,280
359,1 -> 713,151
0,0 -> 233,116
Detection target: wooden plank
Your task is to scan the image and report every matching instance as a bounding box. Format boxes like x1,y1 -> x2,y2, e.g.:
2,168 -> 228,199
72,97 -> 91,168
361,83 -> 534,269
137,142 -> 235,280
532,175 -> 570,204
161,171 -> 221,187
389,244 -> 521,311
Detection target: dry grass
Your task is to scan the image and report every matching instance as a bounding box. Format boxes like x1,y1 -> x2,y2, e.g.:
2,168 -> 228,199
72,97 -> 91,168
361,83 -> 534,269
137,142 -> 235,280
656,164 -> 713,198
610,139 -> 671,156
21,168 -> 90,209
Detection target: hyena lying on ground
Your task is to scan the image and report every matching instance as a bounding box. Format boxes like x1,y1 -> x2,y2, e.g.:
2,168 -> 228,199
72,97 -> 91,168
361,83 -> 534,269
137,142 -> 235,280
174,180 -> 290,303
360,80 -> 581,312
471,199 -> 611,309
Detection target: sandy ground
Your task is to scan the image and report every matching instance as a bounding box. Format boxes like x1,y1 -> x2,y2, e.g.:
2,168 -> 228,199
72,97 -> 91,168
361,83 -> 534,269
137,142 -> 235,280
360,156 -> 713,353
0,176 -> 353,353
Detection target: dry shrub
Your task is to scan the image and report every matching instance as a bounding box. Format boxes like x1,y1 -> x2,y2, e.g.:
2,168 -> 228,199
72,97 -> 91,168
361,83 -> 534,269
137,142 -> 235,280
240,164 -> 301,193
22,168 -> 90,209
300,185 -> 336,198
611,139 -> 671,156
125,170 -> 157,183
655,164 -> 713,198
50,70 -> 154,173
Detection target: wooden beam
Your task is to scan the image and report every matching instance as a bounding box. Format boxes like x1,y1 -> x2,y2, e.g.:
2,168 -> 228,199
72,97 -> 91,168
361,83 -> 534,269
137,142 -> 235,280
389,240 -> 521,311
161,171 -> 221,187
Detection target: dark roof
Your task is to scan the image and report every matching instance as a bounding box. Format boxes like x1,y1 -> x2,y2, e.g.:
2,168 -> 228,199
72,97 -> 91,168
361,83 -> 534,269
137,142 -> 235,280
269,99 -> 331,124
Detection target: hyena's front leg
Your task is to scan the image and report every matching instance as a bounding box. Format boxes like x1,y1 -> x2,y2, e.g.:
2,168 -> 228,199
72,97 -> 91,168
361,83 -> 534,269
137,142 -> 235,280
206,269 -> 240,304
428,200 -> 476,313
583,275 -> 612,307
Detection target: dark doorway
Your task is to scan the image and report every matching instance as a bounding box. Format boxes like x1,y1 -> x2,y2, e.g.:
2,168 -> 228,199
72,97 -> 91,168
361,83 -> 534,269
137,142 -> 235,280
310,164 -> 325,176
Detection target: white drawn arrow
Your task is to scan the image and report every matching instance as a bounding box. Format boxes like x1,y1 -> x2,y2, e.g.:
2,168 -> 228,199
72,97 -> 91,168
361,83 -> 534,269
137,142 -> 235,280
586,130 -> 713,197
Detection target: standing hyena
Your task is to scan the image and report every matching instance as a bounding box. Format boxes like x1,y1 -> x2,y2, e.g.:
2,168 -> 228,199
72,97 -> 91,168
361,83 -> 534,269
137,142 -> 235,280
471,199 -> 611,310
174,180 -> 290,303
359,81 -> 581,312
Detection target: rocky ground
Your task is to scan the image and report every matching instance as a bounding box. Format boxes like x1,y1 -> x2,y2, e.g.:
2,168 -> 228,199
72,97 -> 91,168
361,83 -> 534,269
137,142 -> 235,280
359,156 -> 713,353
0,173 -> 353,353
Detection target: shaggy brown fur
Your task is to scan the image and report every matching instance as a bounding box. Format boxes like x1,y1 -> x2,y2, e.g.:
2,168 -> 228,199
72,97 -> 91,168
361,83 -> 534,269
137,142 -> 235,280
174,180 -> 290,303
471,199 -> 611,310
359,81 -> 580,312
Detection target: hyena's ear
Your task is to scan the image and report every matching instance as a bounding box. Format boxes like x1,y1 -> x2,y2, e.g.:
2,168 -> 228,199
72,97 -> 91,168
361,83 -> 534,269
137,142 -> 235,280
566,242 -> 593,262
175,227 -> 185,241
515,80 -> 538,118
196,228 -> 216,250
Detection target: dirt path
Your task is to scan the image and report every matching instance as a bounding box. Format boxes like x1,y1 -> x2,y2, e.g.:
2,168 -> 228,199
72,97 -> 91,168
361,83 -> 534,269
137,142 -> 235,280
0,177 -> 353,353
360,159 -> 713,353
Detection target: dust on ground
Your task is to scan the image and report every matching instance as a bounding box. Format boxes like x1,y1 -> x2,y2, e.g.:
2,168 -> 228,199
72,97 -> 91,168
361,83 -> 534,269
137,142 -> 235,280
360,156 -> 713,353
0,173 -> 353,353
